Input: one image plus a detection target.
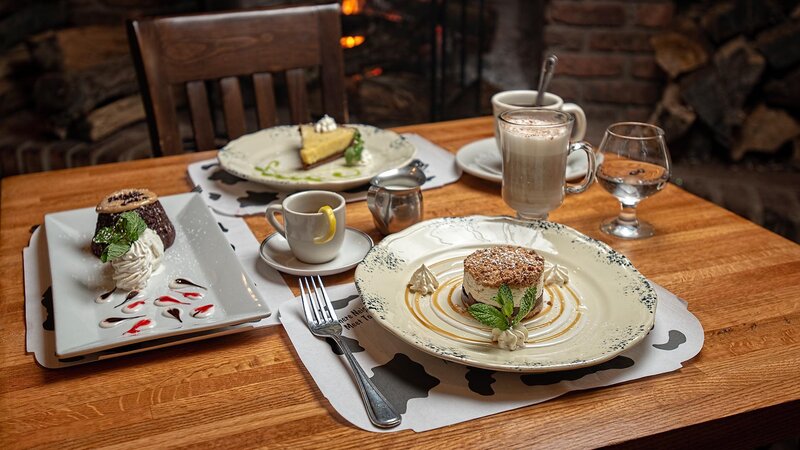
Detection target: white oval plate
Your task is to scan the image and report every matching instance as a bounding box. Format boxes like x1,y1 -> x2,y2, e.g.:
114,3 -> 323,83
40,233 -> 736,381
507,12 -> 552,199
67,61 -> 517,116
218,124 -> 416,192
455,137 -> 600,183
354,216 -> 656,373
259,227 -> 373,276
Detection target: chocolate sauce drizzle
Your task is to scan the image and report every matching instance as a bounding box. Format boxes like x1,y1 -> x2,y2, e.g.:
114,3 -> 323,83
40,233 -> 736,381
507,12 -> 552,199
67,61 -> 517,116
114,290 -> 141,308
170,278 -> 207,290
164,308 -> 183,323
95,287 -> 117,303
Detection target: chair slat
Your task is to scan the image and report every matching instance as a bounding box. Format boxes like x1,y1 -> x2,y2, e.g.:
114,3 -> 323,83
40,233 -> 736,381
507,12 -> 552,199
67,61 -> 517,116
286,68 -> 310,124
253,73 -> 277,129
185,80 -> 216,151
317,7 -> 348,123
220,76 -> 247,139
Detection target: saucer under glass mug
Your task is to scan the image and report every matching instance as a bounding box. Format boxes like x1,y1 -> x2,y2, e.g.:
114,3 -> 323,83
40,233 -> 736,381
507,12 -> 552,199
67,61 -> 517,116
596,122 -> 671,239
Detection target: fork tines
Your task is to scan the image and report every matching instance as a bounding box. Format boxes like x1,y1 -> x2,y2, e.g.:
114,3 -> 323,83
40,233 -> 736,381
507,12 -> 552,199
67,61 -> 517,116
299,275 -> 336,325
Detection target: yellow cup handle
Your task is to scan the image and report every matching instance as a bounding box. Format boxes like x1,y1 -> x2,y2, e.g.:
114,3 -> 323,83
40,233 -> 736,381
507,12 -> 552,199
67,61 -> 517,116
313,205 -> 336,244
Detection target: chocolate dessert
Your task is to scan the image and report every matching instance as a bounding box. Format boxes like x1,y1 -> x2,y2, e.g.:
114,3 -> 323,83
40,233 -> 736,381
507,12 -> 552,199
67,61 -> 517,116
462,245 -> 545,320
91,189 -> 175,257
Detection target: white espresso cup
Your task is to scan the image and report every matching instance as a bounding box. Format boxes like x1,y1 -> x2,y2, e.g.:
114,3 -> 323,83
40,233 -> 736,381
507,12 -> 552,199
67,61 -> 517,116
266,191 -> 345,264
491,90 -> 587,151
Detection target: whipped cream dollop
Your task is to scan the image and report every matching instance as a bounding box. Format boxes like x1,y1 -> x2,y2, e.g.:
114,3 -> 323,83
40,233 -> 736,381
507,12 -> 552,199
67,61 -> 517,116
111,228 -> 164,290
543,262 -> 569,287
491,323 -> 529,351
408,264 -> 439,295
314,114 -> 338,133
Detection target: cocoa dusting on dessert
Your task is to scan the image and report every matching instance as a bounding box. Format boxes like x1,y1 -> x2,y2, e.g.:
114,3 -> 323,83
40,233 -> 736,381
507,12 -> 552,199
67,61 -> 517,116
96,188 -> 158,214
463,245 -> 545,288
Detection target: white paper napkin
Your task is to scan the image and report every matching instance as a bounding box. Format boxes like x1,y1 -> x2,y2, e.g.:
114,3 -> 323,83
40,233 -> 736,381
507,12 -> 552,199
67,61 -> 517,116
23,212 -> 294,368
187,133 -> 462,217
279,282 -> 704,432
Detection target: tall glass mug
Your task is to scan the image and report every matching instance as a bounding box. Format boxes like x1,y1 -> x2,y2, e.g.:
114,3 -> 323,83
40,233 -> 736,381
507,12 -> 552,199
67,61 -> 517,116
491,90 -> 587,153
498,109 -> 595,220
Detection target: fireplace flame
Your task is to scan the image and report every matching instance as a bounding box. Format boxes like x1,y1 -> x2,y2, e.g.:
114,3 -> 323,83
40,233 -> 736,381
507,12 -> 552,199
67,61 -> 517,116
340,35 -> 365,48
341,0 -> 363,15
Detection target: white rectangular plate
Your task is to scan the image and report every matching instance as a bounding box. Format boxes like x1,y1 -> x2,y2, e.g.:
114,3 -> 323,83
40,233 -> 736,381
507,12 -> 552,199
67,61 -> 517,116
44,192 -> 271,358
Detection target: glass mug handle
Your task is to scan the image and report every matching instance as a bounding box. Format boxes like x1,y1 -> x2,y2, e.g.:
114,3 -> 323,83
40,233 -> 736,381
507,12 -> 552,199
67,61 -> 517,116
565,141 -> 596,195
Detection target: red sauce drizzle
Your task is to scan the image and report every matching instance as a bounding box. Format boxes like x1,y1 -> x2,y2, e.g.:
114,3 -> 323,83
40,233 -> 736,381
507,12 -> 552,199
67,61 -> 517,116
124,319 -> 152,335
191,304 -> 214,317
156,295 -> 190,305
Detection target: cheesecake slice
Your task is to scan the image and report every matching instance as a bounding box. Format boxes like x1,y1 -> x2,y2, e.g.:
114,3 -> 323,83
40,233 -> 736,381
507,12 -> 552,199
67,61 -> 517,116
298,124 -> 357,169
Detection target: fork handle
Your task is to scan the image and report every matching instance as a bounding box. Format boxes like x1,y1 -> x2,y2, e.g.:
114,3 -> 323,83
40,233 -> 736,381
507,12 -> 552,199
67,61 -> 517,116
332,335 -> 402,428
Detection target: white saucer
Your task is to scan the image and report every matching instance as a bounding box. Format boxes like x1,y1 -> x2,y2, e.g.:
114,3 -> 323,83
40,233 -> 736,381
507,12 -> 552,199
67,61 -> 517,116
259,227 -> 374,276
455,137 -> 599,183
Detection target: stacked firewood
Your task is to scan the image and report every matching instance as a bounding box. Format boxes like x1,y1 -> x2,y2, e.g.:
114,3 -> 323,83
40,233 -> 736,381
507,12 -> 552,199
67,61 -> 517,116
649,1 -> 800,162
0,22 -> 153,176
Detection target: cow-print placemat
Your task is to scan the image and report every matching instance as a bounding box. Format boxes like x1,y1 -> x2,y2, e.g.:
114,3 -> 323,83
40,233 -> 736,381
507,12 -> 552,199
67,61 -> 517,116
279,283 -> 704,432
187,133 -> 462,217
23,212 -> 295,368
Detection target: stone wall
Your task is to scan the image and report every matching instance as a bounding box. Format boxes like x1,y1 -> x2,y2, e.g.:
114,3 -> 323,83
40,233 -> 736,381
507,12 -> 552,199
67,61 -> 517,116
542,0 -> 674,144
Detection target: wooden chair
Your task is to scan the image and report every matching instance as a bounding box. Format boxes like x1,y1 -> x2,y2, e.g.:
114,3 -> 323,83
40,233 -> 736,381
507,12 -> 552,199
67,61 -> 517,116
127,3 -> 347,156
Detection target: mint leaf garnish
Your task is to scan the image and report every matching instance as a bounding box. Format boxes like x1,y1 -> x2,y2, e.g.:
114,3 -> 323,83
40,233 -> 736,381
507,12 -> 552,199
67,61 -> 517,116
344,130 -> 364,166
497,284 -> 514,317
93,211 -> 147,262
469,283 -> 540,331
120,211 -> 146,241
92,227 -> 115,244
102,242 -> 130,263
513,286 -> 537,326
468,303 -> 509,330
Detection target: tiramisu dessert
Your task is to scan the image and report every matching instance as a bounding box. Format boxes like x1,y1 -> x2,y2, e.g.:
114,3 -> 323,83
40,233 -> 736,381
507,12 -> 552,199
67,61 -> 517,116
462,245 -> 547,350
462,245 -> 545,320
91,188 -> 175,257
298,115 -> 363,169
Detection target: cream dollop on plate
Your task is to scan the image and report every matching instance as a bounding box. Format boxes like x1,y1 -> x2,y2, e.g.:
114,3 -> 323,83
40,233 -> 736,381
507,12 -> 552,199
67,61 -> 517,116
491,323 -> 529,351
544,262 -> 569,287
408,264 -> 439,295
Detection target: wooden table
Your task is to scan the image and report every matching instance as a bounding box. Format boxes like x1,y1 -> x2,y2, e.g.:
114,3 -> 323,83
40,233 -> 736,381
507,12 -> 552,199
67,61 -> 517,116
1,117 -> 798,449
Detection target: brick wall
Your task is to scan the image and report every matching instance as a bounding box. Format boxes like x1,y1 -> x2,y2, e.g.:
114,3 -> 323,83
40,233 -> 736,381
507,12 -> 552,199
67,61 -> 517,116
543,0 -> 674,144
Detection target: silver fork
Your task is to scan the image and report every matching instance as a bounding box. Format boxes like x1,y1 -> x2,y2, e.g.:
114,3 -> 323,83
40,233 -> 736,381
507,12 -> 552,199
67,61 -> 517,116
299,276 -> 402,428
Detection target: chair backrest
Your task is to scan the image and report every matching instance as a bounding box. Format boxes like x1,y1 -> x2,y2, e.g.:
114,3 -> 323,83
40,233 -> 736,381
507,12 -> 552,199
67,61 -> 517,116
128,3 -> 347,156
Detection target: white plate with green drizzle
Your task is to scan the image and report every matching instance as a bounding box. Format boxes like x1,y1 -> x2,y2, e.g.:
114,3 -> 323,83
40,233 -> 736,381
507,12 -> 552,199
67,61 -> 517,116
217,124 -> 417,192
354,216 -> 656,373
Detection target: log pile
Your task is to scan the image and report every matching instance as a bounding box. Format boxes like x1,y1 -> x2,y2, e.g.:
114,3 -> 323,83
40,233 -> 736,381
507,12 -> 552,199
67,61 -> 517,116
0,23 -> 150,176
649,0 -> 800,162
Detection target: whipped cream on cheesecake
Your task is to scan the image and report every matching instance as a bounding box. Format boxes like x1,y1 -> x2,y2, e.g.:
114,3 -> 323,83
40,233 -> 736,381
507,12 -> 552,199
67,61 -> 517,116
314,114 -> 338,133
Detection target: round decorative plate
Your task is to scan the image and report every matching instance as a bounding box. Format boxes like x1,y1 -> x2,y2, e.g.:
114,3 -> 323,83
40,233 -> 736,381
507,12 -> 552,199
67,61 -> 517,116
218,124 -> 416,192
354,216 -> 656,373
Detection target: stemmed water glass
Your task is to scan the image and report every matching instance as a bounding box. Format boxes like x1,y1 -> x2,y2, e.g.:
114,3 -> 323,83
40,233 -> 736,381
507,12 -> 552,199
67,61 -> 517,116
597,122 -> 671,239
